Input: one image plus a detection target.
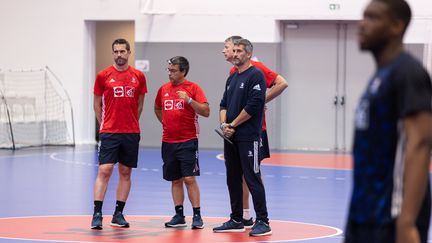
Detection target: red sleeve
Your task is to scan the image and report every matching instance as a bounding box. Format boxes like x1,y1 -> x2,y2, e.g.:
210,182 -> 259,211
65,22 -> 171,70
154,86 -> 162,108
193,84 -> 208,104
93,72 -> 105,96
252,61 -> 278,88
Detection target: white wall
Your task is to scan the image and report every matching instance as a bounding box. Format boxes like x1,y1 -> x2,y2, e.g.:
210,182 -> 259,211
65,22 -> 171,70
1,0 -> 431,144
138,0 -> 432,43
0,0 -> 142,144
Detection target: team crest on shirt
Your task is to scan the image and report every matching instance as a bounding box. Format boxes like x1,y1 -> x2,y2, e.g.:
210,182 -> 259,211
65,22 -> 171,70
355,99 -> 369,130
240,83 -> 244,89
113,86 -> 124,97
125,86 -> 135,97
174,99 -> 184,109
369,77 -> 381,94
164,99 -> 184,110
131,77 -> 137,83
113,86 -> 135,97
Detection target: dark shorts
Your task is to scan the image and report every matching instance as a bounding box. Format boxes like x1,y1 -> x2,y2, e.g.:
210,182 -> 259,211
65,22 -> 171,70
162,139 -> 200,181
98,133 -> 140,168
260,130 -> 270,160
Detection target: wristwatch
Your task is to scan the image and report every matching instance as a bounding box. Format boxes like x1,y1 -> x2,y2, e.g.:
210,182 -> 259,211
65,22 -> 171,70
220,122 -> 227,130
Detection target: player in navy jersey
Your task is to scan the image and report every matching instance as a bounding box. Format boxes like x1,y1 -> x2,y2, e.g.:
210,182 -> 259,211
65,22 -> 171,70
345,1 -> 432,243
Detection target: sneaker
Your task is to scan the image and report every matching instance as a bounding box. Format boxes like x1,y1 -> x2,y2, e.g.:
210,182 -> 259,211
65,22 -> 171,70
242,217 -> 254,229
110,211 -> 130,228
213,219 -> 245,232
165,214 -> 187,228
91,212 -> 103,230
191,214 -> 204,229
249,220 -> 272,236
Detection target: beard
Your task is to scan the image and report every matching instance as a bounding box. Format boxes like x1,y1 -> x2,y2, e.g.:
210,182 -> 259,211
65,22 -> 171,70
233,58 -> 245,67
115,57 -> 127,66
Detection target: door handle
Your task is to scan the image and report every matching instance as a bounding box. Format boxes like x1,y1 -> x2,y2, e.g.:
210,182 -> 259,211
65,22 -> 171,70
340,96 -> 345,106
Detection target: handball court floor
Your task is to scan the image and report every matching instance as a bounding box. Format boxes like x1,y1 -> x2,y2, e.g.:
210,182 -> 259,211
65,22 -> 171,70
0,146 -> 430,243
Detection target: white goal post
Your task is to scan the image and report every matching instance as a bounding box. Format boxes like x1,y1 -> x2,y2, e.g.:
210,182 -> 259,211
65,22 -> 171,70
0,66 -> 75,149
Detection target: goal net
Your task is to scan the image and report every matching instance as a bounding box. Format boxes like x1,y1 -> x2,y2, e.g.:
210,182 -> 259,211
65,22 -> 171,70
0,67 -> 75,149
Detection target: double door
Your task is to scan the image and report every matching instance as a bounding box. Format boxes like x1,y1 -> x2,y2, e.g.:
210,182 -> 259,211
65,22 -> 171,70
279,22 -> 374,151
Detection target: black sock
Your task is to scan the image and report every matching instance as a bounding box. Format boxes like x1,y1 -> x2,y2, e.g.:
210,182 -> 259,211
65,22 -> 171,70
115,200 -> 126,214
175,205 -> 184,217
94,200 -> 103,214
193,207 -> 201,216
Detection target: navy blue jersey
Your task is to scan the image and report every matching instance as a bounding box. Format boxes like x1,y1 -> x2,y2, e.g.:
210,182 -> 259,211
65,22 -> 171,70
220,66 -> 266,141
348,52 -> 432,225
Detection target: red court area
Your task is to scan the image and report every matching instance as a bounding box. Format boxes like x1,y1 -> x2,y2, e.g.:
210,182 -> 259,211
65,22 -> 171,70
0,215 -> 341,243
217,153 -> 353,170
263,153 -> 352,170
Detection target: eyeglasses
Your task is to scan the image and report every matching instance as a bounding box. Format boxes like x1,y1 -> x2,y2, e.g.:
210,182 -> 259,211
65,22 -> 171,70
166,68 -> 180,73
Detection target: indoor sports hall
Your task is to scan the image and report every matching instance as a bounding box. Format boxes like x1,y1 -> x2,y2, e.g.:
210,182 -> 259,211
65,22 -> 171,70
1,0 -> 432,243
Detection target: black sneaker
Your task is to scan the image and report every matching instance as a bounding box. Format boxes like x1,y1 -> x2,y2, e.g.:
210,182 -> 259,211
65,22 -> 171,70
91,212 -> 103,230
191,214 -> 204,229
213,219 -> 245,232
165,214 -> 187,228
249,220 -> 272,236
110,211 -> 130,228
242,217 -> 254,229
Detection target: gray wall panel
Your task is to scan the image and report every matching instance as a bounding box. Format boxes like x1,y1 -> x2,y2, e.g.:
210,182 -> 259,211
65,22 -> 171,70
135,42 -> 280,149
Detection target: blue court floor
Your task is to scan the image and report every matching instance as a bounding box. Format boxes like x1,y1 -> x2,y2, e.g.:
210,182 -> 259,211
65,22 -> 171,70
0,146 -> 430,243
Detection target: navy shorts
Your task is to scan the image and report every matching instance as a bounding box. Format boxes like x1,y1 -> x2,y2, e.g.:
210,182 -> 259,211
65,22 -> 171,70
98,133 -> 140,168
162,139 -> 200,181
260,130 -> 270,160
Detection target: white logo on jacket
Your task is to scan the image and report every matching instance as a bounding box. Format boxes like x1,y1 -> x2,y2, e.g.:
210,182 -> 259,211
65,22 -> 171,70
253,84 -> 261,91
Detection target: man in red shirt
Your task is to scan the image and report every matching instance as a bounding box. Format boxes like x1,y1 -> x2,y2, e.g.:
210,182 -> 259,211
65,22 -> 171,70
222,36 -> 288,226
154,56 -> 210,229
91,38 -> 147,230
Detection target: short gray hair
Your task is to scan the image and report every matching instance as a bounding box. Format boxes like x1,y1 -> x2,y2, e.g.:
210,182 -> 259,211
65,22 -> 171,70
234,38 -> 253,54
225,35 -> 243,43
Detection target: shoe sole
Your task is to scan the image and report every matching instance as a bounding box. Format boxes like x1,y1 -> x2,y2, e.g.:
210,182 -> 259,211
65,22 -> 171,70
165,223 -> 187,228
244,224 -> 254,229
91,225 -> 102,230
213,228 -> 245,233
110,223 -> 130,228
192,224 -> 204,229
249,230 -> 273,236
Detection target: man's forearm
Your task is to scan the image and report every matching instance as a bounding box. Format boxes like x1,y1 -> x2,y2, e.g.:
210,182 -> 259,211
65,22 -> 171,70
265,75 -> 288,103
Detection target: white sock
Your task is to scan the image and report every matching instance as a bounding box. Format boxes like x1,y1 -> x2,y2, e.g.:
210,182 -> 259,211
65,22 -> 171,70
243,209 -> 250,219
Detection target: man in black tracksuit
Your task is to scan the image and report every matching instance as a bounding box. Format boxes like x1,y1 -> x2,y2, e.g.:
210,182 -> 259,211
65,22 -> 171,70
213,39 -> 272,237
